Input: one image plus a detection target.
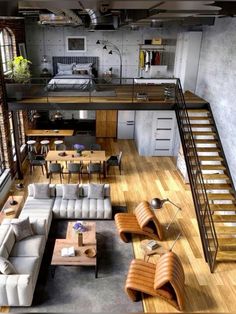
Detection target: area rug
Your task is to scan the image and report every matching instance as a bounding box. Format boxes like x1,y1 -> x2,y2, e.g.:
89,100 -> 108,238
11,220 -> 142,313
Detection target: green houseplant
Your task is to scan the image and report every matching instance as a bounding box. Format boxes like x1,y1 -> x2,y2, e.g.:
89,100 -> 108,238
8,56 -> 31,84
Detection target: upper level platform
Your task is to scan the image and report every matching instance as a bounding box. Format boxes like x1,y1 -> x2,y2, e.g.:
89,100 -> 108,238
6,78 -> 208,111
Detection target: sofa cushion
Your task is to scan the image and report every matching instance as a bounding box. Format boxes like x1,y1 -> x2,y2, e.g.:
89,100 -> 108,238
0,225 -> 15,259
62,184 -> 79,200
9,256 -> 39,284
80,184 -> 110,198
33,183 -> 50,199
0,257 -> 17,274
11,217 -> 34,242
30,219 -> 47,235
28,183 -> 55,197
52,197 -> 112,219
88,183 -> 104,199
10,235 -> 46,257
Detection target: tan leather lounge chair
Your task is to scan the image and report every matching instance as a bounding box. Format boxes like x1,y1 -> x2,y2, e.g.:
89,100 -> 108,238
115,201 -> 164,242
125,251 -> 185,311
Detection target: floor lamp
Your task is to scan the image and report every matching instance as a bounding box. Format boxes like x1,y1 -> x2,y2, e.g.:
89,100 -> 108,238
150,198 -> 182,230
96,40 -> 122,84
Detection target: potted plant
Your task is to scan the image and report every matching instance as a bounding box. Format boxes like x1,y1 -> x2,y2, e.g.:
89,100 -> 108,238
8,56 -> 31,84
74,144 -> 85,156
7,56 -> 31,100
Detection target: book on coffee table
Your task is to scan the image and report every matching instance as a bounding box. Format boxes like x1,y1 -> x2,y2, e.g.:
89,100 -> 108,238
61,247 -> 75,257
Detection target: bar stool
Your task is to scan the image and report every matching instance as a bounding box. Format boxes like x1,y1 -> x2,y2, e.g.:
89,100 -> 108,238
54,140 -> 64,150
40,140 -> 50,155
27,140 -> 37,153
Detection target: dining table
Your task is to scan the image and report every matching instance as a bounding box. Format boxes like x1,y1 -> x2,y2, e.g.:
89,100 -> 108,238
45,150 -> 107,178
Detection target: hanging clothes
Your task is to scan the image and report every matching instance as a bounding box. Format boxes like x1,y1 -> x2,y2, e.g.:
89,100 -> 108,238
154,52 -> 161,65
144,51 -> 150,72
139,50 -> 145,69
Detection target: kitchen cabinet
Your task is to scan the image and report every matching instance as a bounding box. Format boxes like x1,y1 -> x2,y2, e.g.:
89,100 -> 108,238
117,111 -> 135,139
96,110 -> 117,138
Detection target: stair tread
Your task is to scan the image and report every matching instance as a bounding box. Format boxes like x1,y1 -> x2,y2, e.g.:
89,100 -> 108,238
192,131 -> 216,135
200,165 -> 226,170
212,215 -> 236,222
187,124 -> 214,127
195,148 -> 221,152
206,193 -> 235,200
188,116 -> 211,120
216,251 -> 236,261
194,139 -> 218,144
196,156 -> 223,161
210,204 -> 236,211
204,184 -> 232,190
214,225 -> 236,233
187,109 -> 210,113
203,173 -> 229,180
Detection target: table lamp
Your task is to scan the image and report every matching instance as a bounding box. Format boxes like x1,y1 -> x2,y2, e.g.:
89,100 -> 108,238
9,189 -> 17,205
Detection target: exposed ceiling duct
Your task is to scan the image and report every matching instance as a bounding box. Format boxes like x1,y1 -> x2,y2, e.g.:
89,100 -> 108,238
39,8 -> 83,26
13,1 -> 236,29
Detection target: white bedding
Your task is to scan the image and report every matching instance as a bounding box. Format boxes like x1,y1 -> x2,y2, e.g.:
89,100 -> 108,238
47,74 -> 94,91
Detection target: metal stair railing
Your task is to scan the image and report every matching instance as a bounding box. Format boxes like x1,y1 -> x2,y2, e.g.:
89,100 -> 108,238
174,79 -> 218,272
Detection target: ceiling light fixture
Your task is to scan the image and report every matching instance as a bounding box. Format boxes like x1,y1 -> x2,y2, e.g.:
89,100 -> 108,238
32,111 -> 41,119
53,111 -> 63,120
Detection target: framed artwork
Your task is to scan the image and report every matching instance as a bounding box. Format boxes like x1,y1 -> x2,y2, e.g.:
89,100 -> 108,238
66,36 -> 86,52
18,43 -> 27,58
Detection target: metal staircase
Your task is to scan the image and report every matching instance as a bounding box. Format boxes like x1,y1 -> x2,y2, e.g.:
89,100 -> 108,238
175,80 -> 236,271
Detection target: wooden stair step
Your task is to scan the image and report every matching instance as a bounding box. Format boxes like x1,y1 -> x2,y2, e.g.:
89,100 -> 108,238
195,156 -> 223,161
216,251 -> 236,261
207,225 -> 236,234
200,165 -> 226,170
206,193 -> 235,200
194,139 -> 218,144
195,147 -> 220,152
203,173 -> 229,180
204,183 -> 232,190
188,116 -> 211,120
210,204 -> 236,211
192,131 -> 216,136
187,123 -> 214,128
187,109 -> 210,113
212,215 -> 236,222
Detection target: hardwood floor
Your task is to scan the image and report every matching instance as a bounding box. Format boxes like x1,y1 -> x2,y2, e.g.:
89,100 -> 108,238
1,139 -> 236,313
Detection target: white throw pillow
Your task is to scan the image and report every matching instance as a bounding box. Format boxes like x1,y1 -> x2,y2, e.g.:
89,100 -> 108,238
11,217 -> 34,241
88,183 -> 104,199
74,63 -> 93,75
0,257 -> 17,275
62,184 -> 79,200
57,70 -> 73,75
33,183 -> 50,199
57,62 -> 75,72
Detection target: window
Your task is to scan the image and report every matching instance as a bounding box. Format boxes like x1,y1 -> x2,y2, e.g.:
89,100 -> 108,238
0,126 -> 5,176
8,111 -> 25,161
0,27 -> 16,73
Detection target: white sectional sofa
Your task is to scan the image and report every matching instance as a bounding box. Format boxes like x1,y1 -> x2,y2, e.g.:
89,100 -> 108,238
0,183 -> 112,307
0,218 -> 47,306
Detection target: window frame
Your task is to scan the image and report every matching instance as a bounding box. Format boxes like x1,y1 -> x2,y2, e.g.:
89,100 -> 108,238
0,27 -> 16,74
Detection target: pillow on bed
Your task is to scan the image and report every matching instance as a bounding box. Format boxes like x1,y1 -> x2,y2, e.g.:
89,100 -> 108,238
74,63 -> 93,75
73,69 -> 88,75
58,70 -> 73,75
57,63 -> 75,73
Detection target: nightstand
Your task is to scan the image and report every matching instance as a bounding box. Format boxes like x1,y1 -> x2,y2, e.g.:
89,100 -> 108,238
40,72 -> 52,79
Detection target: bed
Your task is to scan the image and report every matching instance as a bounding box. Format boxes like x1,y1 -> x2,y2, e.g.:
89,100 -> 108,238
47,56 -> 98,91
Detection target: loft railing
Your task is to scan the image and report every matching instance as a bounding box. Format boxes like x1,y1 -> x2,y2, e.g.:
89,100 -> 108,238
174,79 -> 218,272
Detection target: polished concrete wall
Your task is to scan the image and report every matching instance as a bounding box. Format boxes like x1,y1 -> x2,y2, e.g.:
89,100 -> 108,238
196,18 -> 236,186
25,19 -> 178,78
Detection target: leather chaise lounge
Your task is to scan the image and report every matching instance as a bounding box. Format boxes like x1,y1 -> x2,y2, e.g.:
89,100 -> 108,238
115,201 -> 164,242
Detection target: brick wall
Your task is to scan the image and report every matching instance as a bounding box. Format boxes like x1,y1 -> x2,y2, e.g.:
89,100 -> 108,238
0,18 -> 25,176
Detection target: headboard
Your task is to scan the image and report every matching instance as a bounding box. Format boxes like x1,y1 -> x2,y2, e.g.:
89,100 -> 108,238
52,56 -> 99,77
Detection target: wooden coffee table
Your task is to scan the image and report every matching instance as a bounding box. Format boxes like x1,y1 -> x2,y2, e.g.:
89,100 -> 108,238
51,221 -> 98,278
